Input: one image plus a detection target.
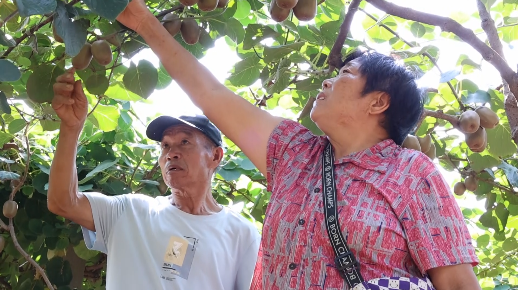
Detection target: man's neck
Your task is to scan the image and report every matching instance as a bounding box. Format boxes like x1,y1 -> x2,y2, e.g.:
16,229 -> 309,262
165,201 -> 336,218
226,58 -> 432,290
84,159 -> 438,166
169,186 -> 222,215
326,124 -> 389,159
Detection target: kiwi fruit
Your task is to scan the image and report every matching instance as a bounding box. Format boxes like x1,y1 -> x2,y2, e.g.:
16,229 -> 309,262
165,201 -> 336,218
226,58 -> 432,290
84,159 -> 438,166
417,134 -> 432,153
179,0 -> 199,6
217,0 -> 229,8
277,0 -> 298,9
104,33 -> 122,47
53,23 -> 64,43
198,0 -> 219,11
453,182 -> 466,196
180,19 -> 201,45
0,236 -> 5,253
459,110 -> 481,134
293,0 -> 317,21
424,142 -> 436,160
72,44 -> 93,70
402,135 -> 421,151
270,0 -> 291,22
465,126 -> 487,152
464,176 -> 478,191
475,106 -> 499,129
198,29 -> 214,49
163,13 -> 182,37
91,40 -> 113,66
3,200 -> 18,219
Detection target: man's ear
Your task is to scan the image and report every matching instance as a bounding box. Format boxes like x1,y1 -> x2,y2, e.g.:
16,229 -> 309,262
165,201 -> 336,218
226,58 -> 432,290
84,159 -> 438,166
369,92 -> 390,115
211,147 -> 224,168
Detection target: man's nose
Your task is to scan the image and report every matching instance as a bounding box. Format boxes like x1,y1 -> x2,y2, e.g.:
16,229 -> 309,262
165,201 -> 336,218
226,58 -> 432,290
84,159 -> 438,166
322,79 -> 332,90
165,148 -> 181,160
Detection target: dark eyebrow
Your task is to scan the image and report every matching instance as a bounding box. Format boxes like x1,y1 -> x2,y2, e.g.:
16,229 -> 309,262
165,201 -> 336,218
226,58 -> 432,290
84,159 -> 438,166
161,128 -> 195,142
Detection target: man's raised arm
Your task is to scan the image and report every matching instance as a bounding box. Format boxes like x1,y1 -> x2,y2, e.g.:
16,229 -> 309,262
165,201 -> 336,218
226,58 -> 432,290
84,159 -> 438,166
116,1 -> 285,176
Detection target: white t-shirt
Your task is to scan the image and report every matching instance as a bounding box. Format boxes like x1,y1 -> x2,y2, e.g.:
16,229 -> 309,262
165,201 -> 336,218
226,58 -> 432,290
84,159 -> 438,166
81,192 -> 261,290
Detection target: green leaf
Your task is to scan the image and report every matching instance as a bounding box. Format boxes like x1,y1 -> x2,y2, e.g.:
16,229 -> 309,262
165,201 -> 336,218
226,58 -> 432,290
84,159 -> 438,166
92,104 -> 120,132
486,124 -> 517,157
459,79 -> 479,93
263,42 -> 305,63
15,0 -> 57,17
101,179 -> 131,195
28,219 -> 43,235
235,157 -> 256,170
0,171 -> 20,181
225,18 -> 245,44
0,132 -> 14,147
218,168 -> 242,181
79,159 -> 117,184
410,22 -> 426,38
123,60 -> 158,99
502,237 -> 517,252
54,2 -> 89,57
0,91 -> 11,114
295,77 -> 325,91
73,240 -> 99,260
8,119 -> 26,134
510,204 -> 518,215
496,202 -> 510,229
298,26 -> 323,45
228,56 -> 261,86
105,82 -> 142,101
498,161 -> 518,188
82,0 -> 129,21
0,30 -> 16,47
477,234 -> 490,248
243,24 -> 280,50
85,74 -> 109,95
26,64 -> 65,104
439,68 -> 461,83
0,60 -> 21,82
234,0 -> 251,19
40,120 -> 61,131
464,90 -> 490,104
468,153 -> 500,172
156,62 -> 172,90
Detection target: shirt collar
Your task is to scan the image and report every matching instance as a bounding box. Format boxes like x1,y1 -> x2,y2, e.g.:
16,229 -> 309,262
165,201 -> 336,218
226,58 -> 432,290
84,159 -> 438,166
330,139 -> 398,174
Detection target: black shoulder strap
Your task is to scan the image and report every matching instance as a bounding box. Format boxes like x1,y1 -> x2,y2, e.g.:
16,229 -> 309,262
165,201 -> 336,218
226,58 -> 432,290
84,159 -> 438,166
322,143 -> 365,288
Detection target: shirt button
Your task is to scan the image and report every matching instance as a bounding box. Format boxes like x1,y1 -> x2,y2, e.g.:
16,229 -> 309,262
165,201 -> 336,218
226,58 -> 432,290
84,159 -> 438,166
289,263 -> 297,270
298,219 -> 305,225
314,188 -> 320,193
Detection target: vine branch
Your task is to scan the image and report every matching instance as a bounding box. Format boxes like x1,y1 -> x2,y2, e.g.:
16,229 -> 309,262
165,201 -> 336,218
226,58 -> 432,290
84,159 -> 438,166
328,0 -> 362,71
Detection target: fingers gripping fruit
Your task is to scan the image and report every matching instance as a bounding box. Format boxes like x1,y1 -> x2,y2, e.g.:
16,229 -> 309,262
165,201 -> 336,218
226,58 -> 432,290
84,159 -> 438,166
3,200 -> 18,219
72,44 -> 93,70
91,40 -> 113,66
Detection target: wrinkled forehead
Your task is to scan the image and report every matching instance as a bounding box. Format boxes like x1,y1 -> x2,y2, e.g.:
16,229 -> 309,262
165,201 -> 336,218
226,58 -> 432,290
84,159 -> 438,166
161,124 -> 199,140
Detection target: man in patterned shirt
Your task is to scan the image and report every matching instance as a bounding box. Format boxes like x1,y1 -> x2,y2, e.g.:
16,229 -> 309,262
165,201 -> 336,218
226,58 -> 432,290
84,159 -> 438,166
116,1 -> 481,289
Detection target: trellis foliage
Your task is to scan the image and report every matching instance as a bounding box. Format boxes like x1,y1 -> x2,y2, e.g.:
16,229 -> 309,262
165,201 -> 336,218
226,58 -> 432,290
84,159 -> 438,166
0,0 -> 518,289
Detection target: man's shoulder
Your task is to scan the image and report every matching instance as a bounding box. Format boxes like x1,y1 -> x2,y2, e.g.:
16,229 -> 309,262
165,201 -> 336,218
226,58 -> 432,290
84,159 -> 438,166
220,207 -> 260,236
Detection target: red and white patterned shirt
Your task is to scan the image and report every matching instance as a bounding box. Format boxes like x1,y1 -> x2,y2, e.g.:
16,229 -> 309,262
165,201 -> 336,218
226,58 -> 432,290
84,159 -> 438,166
250,120 -> 479,290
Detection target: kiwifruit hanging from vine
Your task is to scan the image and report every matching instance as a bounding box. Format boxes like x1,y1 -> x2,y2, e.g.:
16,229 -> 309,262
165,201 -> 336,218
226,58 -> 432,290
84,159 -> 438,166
198,0 -> 219,11
270,0 -> 291,22
72,43 -> 93,70
276,0 -> 298,9
180,19 -> 201,45
459,110 -> 480,134
163,13 -> 182,37
465,126 -> 486,152
464,176 -> 478,191
91,40 -> 113,66
198,29 -> 215,49
103,33 -> 122,47
52,23 -> 64,43
3,200 -> 18,219
293,0 -> 317,21
475,106 -> 499,129
217,0 -> 229,8
402,135 -> 421,151
417,134 -> 432,153
423,142 -> 436,160
179,0 -> 199,7
453,182 -> 466,196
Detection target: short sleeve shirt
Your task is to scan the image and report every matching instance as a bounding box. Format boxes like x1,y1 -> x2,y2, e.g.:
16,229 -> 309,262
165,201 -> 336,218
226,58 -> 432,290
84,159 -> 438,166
250,120 -> 479,290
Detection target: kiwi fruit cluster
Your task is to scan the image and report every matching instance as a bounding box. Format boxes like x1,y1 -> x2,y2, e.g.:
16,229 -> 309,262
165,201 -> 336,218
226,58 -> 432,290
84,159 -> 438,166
458,107 -> 499,153
179,0 -> 229,11
72,40 -> 113,70
270,0 -> 318,22
402,134 -> 436,160
453,175 -> 478,196
162,13 -> 212,46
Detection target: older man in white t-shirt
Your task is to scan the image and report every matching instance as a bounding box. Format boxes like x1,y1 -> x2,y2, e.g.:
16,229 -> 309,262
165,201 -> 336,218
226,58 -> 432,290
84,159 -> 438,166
47,70 -> 260,290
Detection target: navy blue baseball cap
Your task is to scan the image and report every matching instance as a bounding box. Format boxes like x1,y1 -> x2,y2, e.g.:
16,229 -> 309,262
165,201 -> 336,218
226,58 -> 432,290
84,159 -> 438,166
146,114 -> 222,146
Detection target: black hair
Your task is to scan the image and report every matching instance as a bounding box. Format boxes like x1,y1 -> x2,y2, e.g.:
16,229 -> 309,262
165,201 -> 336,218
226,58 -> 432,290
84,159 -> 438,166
342,49 -> 424,145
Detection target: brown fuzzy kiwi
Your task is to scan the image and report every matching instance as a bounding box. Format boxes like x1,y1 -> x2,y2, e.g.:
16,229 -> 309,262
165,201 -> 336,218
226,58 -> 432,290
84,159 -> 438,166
180,19 -> 201,45
293,0 -> 317,21
453,182 -> 466,196
459,110 -> 481,134
269,0 -> 291,22
91,40 -> 113,66
163,13 -> 182,37
475,106 -> 499,129
72,43 -> 93,70
402,135 -> 421,151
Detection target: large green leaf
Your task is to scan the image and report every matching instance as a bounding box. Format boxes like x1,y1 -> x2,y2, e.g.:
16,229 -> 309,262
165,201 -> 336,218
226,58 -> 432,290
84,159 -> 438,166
15,0 -> 57,17
54,1 -> 89,57
105,82 -> 142,101
468,153 -> 500,172
498,161 -> 518,188
486,124 -> 517,158
0,91 -> 11,114
79,159 -> 118,184
263,42 -> 305,63
92,104 -> 120,132
243,24 -> 280,50
26,64 -> 65,104
225,18 -> 245,45
85,74 -> 109,95
82,0 -> 129,21
228,56 -> 261,86
0,60 -> 21,82
123,60 -> 158,99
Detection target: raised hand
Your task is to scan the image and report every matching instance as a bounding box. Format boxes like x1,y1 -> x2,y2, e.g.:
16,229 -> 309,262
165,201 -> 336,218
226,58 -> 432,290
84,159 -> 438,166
52,68 -> 88,130
116,0 -> 153,33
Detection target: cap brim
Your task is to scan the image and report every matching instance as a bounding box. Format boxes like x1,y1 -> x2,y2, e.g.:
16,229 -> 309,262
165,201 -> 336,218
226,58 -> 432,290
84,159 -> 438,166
146,116 -> 205,142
